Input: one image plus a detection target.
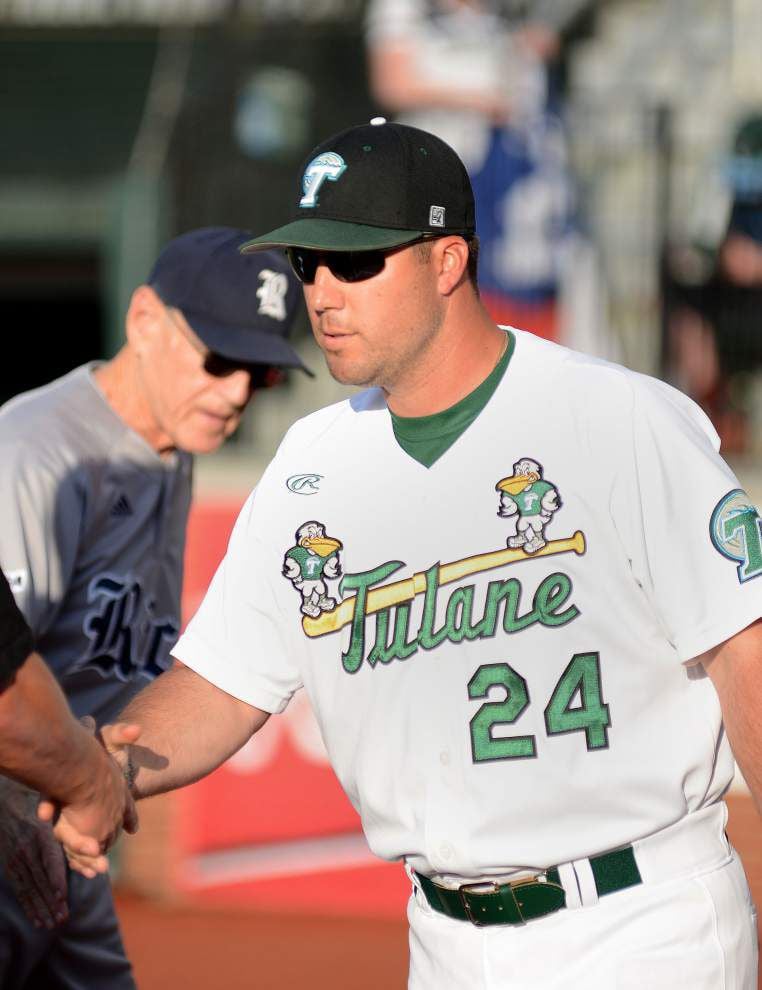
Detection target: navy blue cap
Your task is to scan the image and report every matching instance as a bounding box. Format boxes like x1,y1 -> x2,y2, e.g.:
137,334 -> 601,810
147,227 -> 310,374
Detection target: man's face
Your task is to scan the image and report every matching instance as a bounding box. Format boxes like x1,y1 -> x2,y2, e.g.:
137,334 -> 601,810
130,293 -> 257,454
300,242 -> 446,390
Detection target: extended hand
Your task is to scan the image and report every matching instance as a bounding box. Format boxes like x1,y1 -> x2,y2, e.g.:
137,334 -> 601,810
38,721 -> 141,878
0,777 -> 68,929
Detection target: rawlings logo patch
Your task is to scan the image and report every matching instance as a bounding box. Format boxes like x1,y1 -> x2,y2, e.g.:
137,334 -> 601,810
287,474 -> 323,495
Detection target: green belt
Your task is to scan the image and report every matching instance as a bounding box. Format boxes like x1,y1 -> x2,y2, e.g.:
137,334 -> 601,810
415,847 -> 642,927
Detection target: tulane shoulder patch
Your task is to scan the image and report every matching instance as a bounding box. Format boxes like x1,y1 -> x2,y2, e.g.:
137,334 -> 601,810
710,488 -> 762,583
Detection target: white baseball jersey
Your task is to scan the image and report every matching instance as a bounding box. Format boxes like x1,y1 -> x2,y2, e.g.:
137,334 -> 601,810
174,329 -> 761,880
0,364 -> 192,725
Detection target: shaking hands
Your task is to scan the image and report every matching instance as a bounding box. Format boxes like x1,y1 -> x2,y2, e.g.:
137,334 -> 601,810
37,720 -> 141,878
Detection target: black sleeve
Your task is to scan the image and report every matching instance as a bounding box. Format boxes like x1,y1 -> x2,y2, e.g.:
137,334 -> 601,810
0,569 -> 33,687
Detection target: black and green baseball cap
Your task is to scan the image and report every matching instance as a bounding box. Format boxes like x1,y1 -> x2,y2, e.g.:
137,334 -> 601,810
241,118 -> 476,254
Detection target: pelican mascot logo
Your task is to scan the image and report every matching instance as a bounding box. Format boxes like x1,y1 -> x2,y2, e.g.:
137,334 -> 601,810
283,521 -> 343,618
496,458 -> 561,554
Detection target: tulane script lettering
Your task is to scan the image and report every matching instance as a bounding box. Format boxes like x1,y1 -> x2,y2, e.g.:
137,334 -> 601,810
338,562 -> 579,674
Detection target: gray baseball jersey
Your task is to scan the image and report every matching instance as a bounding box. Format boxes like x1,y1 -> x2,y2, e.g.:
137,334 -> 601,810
0,363 -> 191,989
0,363 -> 192,724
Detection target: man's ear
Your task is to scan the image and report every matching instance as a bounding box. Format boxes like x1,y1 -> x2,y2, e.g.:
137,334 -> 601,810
125,285 -> 165,351
434,237 -> 469,296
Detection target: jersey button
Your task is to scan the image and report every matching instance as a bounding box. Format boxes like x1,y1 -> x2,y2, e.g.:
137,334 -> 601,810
439,843 -> 453,861
439,751 -> 451,766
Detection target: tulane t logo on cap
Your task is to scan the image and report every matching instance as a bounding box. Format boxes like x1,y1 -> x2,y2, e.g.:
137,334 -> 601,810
300,152 -> 346,208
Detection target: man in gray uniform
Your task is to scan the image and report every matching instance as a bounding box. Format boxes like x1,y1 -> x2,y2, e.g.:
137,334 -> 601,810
0,226 -> 306,988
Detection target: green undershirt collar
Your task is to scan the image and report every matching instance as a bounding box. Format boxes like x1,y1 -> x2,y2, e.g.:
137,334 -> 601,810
390,330 -> 514,468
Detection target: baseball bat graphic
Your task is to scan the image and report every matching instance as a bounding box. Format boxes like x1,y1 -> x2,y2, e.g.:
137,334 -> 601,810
303,530 -> 586,637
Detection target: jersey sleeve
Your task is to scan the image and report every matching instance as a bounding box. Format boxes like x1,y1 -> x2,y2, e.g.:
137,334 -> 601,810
611,377 -> 762,663
171,488 -> 301,714
0,569 -> 34,687
0,437 -> 84,638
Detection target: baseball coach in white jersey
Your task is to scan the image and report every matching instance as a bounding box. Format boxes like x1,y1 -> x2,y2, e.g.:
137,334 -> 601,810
0,227 -> 306,989
84,123 -> 760,989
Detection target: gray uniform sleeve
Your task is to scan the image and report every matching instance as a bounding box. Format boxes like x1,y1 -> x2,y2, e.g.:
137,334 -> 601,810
0,436 -> 84,638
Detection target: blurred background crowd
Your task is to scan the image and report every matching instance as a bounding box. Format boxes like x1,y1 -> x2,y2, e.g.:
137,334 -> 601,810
1,1 -> 761,983
3,0 -> 761,469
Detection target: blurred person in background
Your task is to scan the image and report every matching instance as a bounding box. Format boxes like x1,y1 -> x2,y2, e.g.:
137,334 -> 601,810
666,112 -> 762,454
366,0 -> 590,341
0,226 -> 305,990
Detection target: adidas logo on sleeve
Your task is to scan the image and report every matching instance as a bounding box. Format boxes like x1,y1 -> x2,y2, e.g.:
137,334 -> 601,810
110,494 -> 134,517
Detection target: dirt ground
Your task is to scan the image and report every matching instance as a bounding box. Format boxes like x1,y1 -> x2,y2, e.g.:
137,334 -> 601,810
117,898 -> 408,989
117,795 -> 760,990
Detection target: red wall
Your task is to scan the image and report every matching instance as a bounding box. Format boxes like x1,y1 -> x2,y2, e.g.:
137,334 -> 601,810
173,498 -> 409,917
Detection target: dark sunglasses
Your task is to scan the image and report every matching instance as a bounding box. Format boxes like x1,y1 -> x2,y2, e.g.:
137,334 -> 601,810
286,237 -> 438,285
203,353 -> 283,390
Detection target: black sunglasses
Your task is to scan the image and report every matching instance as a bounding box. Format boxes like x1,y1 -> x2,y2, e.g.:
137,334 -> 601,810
286,237 -> 440,286
203,353 -> 283,390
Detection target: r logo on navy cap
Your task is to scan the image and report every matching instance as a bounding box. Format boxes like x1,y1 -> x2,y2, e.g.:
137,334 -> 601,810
147,227 -> 310,374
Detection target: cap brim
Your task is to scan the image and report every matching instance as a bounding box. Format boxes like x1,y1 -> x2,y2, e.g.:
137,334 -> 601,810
240,218 -> 426,253
183,309 -> 314,377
